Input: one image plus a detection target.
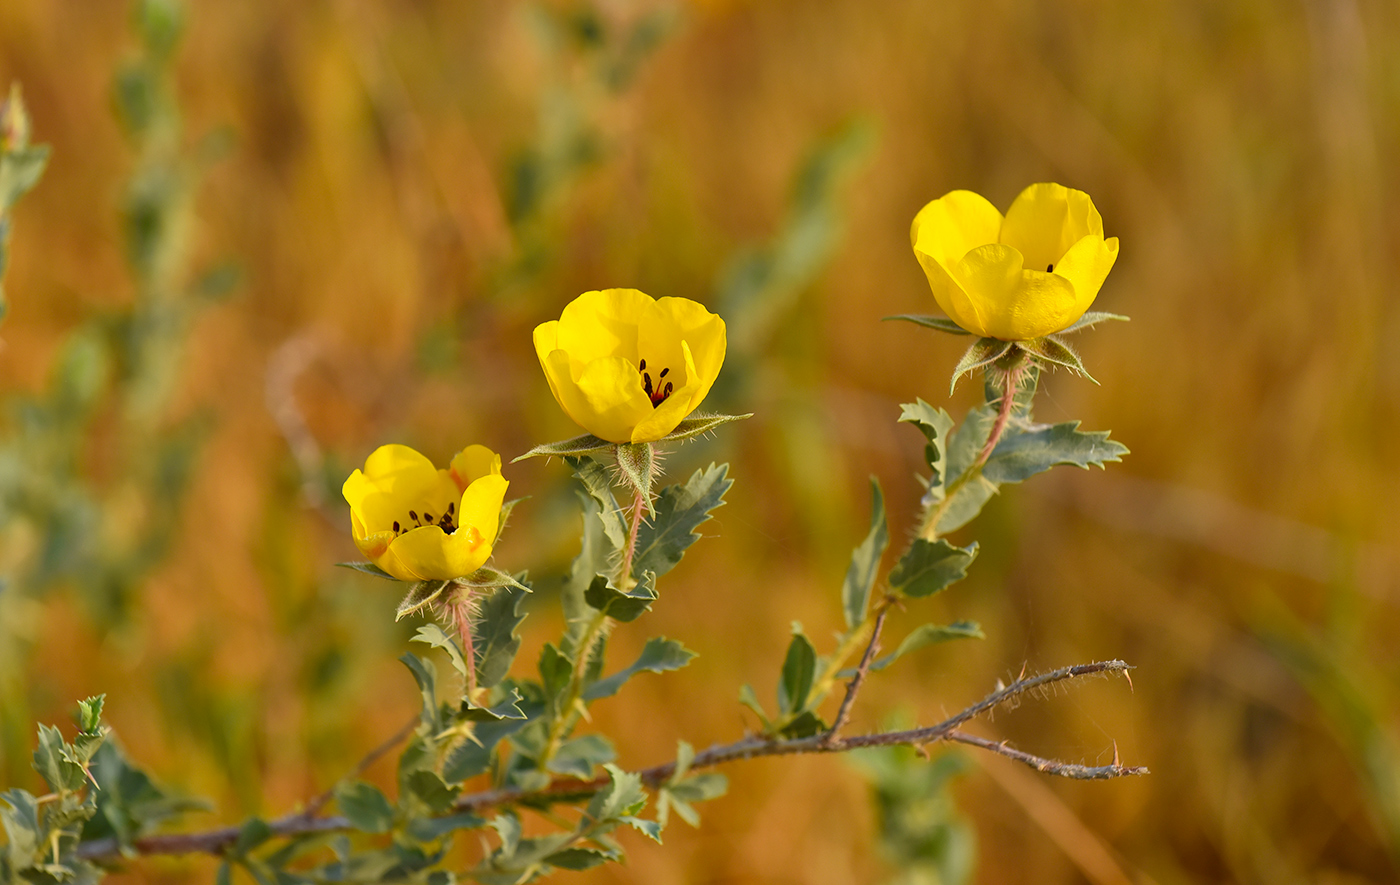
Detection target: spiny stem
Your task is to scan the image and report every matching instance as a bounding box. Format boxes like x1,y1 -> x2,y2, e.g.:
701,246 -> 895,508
617,488 -> 646,591
73,660 -> 1143,862
822,600 -> 892,744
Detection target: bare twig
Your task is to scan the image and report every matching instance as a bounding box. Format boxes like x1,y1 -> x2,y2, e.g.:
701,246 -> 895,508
75,660 -> 1142,862
823,601 -> 891,744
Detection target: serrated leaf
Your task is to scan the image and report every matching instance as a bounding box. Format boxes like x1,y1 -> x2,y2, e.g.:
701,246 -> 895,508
395,579 -> 452,621
1058,311 -> 1129,334
888,539 -> 978,599
76,696 -> 105,734
614,442 -> 656,506
566,456 -> 627,551
405,770 -> 460,813
472,581 -> 531,690
582,637 -> 697,701
983,422 -> 1128,484
460,687 -> 527,722
842,478 -> 888,630
1021,335 -> 1096,381
587,764 -> 647,824
412,624 -> 469,681
883,313 -> 973,334
399,653 -> 440,733
950,338 -> 1014,393
512,433 -> 614,462
33,724 -> 85,793
583,572 -> 658,623
335,561 -> 400,581
777,629 -> 817,716
631,463 -> 732,580
443,714 -> 529,783
404,812 -> 488,843
620,815 -> 663,843
489,812 -> 522,856
657,412 -> 753,443
1,789 -> 40,859
334,782 -> 394,834
546,734 -> 616,779
900,400 -> 955,487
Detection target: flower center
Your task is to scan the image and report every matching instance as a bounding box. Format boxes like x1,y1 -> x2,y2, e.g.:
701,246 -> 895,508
391,502 -> 458,536
638,359 -> 673,408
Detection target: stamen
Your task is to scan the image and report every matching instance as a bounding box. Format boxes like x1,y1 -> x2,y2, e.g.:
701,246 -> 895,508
393,521 -> 401,533
659,367 -> 669,379
409,510 -> 419,522
643,372 -> 655,397
1046,264 -> 1054,272
447,502 -> 455,515
639,359 -> 647,371
662,381 -> 673,399
424,512 -> 433,523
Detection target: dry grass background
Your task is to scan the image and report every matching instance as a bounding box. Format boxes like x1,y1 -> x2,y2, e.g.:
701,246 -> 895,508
3,0 -> 1400,882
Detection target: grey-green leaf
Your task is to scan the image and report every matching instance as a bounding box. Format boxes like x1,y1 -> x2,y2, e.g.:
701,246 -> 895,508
631,463 -> 732,580
582,637 -> 697,701
983,422 -> 1128,484
583,572 -> 658,623
842,478 -> 888,630
547,734 -> 616,779
777,629 -> 817,715
412,624 -> 469,681
471,581 -> 531,689
512,433 -> 614,462
899,400 -> 955,487
888,539 -> 978,599
566,456 -> 625,551
335,782 -> 394,834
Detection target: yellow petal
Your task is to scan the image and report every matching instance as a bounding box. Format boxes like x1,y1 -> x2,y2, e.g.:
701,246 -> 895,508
950,243 -> 1025,335
458,473 -> 509,550
630,339 -> 701,442
342,445 -> 444,533
912,250 -> 989,336
554,288 -> 653,364
998,183 -> 1104,276
1050,234 -> 1120,320
910,190 -> 1004,266
386,525 -> 488,582
449,445 -> 501,493
548,352 -> 651,443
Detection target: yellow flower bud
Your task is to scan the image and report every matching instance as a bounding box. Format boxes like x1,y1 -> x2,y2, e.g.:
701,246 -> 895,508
911,183 -> 1119,340
533,288 -> 727,444
342,444 -> 508,582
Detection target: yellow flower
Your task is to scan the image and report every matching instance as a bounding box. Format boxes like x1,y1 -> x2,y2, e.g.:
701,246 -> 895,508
533,288 -> 727,444
342,444 -> 509,582
911,183 -> 1120,340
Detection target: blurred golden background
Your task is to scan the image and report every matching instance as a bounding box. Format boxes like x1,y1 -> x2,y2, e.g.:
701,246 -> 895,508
3,0 -> 1399,882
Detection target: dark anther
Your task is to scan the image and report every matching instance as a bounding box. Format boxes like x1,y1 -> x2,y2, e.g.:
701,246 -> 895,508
643,371 -> 655,397
424,513 -> 433,524
1046,264 -> 1054,272
447,502 -> 455,515
639,359 -> 647,371
659,367 -> 669,379
662,381 -> 673,399
393,521 -> 401,533
409,510 -> 419,522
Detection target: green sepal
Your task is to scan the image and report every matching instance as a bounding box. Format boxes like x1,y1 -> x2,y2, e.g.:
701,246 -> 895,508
335,561 -> 399,581
512,434 -> 613,462
582,637 -> 697,701
631,463 -> 732,581
1058,311 -> 1129,334
458,567 -> 531,592
950,338 -> 1015,393
583,572 -> 659,623
776,627 -> 817,716
838,621 -> 985,676
334,782 -> 395,834
883,313 -> 972,335
841,478 -> 889,630
888,539 -> 978,599
657,411 -> 753,443
1021,335 -> 1097,382
613,442 -> 656,508
395,579 -> 452,621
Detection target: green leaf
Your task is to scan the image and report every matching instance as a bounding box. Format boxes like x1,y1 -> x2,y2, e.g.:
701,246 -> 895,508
404,812 -> 488,843
32,724 -> 86,793
566,456 -> 626,551
405,770 -> 460,813
547,734 -> 616,779
778,710 -> 827,739
983,422 -> 1128,484
490,812 -> 522,856
777,628 -> 817,715
412,624 -> 469,681
545,848 -> 612,870
538,643 -> 573,720
334,782 -> 394,834
583,572 -> 658,623
460,687 -> 527,722
399,653 -> 441,733
841,478 -> 889,630
582,637 -> 697,701
512,433 -> 614,461
76,696 -> 105,734
661,772 -> 728,829
935,407 -> 1001,534
950,338 -> 1014,393
443,714 -> 529,783
233,817 -> 273,855
631,463 -> 732,580
1021,335 -> 1097,382
888,539 -> 978,599
871,621 -> 984,671
586,764 -> 647,824
883,313 -> 972,335
0,147 -> 50,210
395,579 -> 452,621
620,815 -> 663,843
614,442 -> 656,506
899,400 -> 955,487
472,581 -> 531,690
334,561 -> 399,581
657,412 -> 753,443
1,789 -> 40,860
1058,311 -> 1129,334
737,685 -> 769,726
